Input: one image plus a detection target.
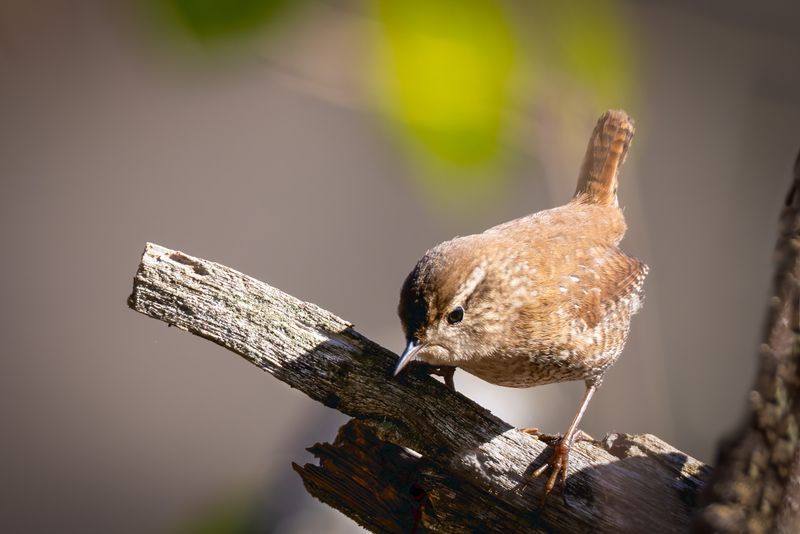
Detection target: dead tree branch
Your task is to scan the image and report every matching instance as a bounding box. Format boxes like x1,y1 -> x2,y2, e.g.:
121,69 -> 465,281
128,242 -> 708,533
128,243 -> 707,531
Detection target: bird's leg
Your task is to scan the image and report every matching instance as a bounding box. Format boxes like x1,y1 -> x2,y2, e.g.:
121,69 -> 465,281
427,365 -> 456,391
529,381 -> 597,504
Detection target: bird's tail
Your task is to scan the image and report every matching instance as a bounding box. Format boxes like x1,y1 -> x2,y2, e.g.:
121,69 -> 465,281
573,110 -> 635,206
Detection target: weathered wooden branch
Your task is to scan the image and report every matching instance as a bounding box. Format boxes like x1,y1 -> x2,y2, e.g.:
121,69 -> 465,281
128,243 -> 708,532
693,151 -> 800,533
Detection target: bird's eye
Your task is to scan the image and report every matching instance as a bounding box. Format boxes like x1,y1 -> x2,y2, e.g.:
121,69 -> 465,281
447,306 -> 464,325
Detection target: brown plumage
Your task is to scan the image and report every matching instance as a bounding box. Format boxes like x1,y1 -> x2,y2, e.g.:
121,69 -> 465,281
395,110 -> 647,501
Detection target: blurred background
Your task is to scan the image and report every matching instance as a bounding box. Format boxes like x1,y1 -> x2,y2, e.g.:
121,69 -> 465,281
1,0 -> 799,532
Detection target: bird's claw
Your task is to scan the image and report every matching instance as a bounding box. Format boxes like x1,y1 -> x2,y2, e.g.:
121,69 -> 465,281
427,365 -> 456,391
528,438 -> 571,505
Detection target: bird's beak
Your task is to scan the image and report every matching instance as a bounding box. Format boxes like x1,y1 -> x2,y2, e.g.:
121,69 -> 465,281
394,339 -> 423,376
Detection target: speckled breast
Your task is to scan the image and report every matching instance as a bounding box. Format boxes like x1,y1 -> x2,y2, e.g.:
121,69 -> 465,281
459,305 -> 635,388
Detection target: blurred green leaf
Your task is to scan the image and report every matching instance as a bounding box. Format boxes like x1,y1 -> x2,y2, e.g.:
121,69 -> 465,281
161,0 -> 295,41
373,0 -> 517,171
539,0 -> 635,106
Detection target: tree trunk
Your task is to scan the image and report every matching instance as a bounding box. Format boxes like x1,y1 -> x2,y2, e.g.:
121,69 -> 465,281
693,151 -> 800,533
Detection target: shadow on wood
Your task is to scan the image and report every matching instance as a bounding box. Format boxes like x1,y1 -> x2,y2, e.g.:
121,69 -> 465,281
294,419 -> 708,533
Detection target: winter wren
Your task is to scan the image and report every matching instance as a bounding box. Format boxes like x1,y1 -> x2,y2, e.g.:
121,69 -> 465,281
394,110 -> 648,500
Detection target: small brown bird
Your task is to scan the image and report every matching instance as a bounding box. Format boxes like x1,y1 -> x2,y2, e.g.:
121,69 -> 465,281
394,110 -> 647,500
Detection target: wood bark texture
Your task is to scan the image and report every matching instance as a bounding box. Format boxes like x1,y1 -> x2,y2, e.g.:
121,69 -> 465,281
128,242 -> 709,533
693,152 -> 800,533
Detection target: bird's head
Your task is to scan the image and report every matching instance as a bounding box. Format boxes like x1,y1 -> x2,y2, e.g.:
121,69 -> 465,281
395,239 -> 495,376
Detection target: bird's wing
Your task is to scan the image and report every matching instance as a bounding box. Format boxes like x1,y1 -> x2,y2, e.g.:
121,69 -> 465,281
572,249 -> 648,329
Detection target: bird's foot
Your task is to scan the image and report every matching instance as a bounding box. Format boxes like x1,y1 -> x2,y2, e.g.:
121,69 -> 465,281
519,427 -> 563,446
528,437 -> 572,505
427,365 -> 456,391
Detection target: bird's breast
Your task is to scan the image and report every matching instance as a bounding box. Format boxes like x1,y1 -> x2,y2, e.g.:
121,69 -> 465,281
459,351 -> 594,388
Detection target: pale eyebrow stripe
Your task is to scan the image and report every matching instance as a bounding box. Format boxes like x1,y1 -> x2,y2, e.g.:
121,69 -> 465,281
452,264 -> 487,307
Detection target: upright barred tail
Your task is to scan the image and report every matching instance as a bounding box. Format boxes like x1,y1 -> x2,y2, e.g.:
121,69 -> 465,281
573,110 -> 635,206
